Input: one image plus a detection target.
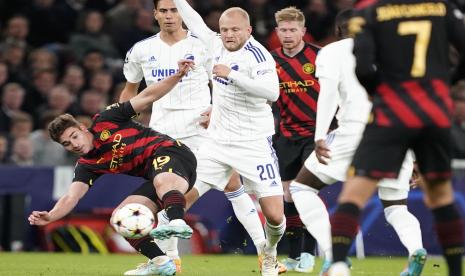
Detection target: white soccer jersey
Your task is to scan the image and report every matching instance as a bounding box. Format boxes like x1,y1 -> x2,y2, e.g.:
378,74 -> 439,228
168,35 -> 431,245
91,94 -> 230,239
123,32 -> 211,138
174,0 -> 279,142
314,38 -> 372,141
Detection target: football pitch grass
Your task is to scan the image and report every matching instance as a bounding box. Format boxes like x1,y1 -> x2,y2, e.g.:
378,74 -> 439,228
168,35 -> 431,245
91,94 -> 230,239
0,253 -> 454,275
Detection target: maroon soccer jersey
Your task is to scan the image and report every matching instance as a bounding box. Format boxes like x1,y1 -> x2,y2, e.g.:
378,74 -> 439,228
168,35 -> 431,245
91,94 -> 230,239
271,43 -> 320,139
73,102 -> 176,186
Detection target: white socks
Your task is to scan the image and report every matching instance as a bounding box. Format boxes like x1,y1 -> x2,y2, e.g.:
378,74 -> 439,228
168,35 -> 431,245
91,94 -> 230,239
290,181 -> 332,261
264,218 -> 286,255
225,186 -> 266,251
384,205 -> 423,256
156,210 -> 179,257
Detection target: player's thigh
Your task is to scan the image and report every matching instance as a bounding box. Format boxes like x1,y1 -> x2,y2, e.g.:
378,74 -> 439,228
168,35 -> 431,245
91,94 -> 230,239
303,130 -> 360,185
412,127 -> 452,182
273,135 -> 305,181
233,138 -> 283,199
114,181 -> 161,216
378,149 -> 414,200
178,134 -> 209,154
195,139 -> 233,191
351,125 -> 414,179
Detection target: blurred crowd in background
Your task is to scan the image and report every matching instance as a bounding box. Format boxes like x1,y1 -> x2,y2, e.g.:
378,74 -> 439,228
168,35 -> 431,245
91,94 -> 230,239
0,0 -> 465,167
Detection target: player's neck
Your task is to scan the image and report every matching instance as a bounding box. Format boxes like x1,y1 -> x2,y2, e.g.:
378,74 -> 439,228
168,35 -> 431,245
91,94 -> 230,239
282,40 -> 305,57
159,29 -> 188,45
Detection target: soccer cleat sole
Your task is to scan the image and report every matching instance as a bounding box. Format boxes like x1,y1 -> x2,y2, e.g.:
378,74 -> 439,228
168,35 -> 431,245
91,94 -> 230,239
150,225 -> 193,240
400,248 -> 427,276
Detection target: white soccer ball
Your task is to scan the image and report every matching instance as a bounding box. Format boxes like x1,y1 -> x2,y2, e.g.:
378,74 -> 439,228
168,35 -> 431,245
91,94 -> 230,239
111,203 -> 155,239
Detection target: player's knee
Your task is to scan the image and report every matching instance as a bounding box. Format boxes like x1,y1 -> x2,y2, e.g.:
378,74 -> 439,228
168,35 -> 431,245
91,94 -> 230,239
266,212 -> 285,226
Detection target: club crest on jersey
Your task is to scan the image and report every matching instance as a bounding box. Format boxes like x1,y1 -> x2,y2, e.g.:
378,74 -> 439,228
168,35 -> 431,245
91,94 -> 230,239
184,54 -> 195,60
100,130 -> 111,141
230,63 -> 239,71
302,63 -> 315,74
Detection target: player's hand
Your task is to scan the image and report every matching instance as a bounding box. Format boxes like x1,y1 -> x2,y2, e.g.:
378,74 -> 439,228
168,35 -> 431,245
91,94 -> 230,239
177,59 -> 195,77
410,162 -> 423,189
212,64 -> 231,79
28,211 -> 52,226
199,106 -> 212,129
315,139 -> 331,165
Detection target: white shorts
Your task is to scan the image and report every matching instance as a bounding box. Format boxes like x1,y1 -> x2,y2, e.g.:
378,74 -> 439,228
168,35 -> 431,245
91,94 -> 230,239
304,123 -> 413,200
194,136 -> 283,199
178,134 -> 209,154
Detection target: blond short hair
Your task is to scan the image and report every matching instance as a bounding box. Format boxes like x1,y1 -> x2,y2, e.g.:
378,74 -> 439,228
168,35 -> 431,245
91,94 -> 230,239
274,6 -> 305,26
222,7 -> 250,25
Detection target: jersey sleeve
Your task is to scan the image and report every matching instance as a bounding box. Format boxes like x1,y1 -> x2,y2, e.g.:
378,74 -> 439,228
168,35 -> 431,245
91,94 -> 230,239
123,45 -> 144,83
447,3 -> 465,83
314,46 -> 341,141
72,162 -> 102,187
351,8 -> 379,94
315,45 -> 340,81
228,50 -> 279,102
96,101 -> 138,123
173,0 -> 218,48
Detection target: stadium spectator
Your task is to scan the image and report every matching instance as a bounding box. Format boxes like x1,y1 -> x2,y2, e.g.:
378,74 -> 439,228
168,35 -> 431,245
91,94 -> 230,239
452,82 -> 465,159
0,62 -> 9,91
2,41 -> 28,84
172,1 -> 286,275
36,85 -> 76,116
28,60 -> 195,276
76,89 -> 107,117
60,64 -> 85,96
328,2 -> 465,276
0,134 -> 9,164
115,9 -> 157,56
23,69 -> 58,114
81,49 -> 106,80
69,10 -> 119,60
270,6 -> 319,273
8,111 -> 33,140
0,83 -> 26,133
30,111 -> 72,166
0,15 -> 30,52
8,136 -> 34,166
104,0 -> 142,45
27,48 -> 58,73
89,70 -> 114,97
23,0 -> 77,47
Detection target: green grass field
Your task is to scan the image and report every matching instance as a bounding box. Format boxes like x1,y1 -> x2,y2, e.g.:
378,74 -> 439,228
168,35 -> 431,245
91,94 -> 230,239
0,253 -> 453,275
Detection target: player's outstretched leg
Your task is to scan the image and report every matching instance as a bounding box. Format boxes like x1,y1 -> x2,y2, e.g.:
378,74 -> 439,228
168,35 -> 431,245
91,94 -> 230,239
150,190 -> 193,240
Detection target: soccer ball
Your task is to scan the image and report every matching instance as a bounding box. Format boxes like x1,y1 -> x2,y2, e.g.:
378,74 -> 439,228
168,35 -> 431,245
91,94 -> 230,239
111,203 -> 155,239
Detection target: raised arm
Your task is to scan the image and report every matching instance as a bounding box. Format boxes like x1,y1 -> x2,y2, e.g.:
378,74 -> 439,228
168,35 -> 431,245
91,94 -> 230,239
119,82 -> 141,102
172,0 -> 216,45
129,60 -> 193,113
28,181 -> 89,226
314,47 -> 340,142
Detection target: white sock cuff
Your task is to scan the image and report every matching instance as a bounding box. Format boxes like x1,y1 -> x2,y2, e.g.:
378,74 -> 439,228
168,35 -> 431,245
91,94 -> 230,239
289,181 -> 319,194
225,185 -> 246,201
265,217 -> 286,233
157,210 -> 170,225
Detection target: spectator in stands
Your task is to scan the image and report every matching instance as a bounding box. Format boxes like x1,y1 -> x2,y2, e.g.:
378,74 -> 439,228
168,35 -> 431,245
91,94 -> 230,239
81,49 -> 106,80
0,134 -> 9,164
27,48 -> 58,73
104,0 -> 142,45
36,85 -> 76,116
9,111 -> 33,140
24,0 -> 77,47
70,10 -> 119,60
23,69 -> 58,114
76,89 -> 107,117
61,64 -> 85,96
452,82 -> 465,158
0,62 -> 9,91
8,136 -> 34,166
89,70 -> 114,98
0,83 -> 26,133
115,9 -> 157,56
30,111 -> 72,166
2,41 -> 28,84
1,15 -> 30,51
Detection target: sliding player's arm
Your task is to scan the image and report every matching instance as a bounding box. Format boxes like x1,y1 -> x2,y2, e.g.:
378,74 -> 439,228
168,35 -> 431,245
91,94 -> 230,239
28,181 -> 89,225
129,60 -> 193,113
173,0 -> 217,45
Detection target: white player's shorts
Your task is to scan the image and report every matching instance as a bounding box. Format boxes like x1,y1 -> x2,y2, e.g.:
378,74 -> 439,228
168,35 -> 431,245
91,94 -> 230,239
194,136 -> 283,199
304,123 -> 413,200
178,133 -> 209,154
